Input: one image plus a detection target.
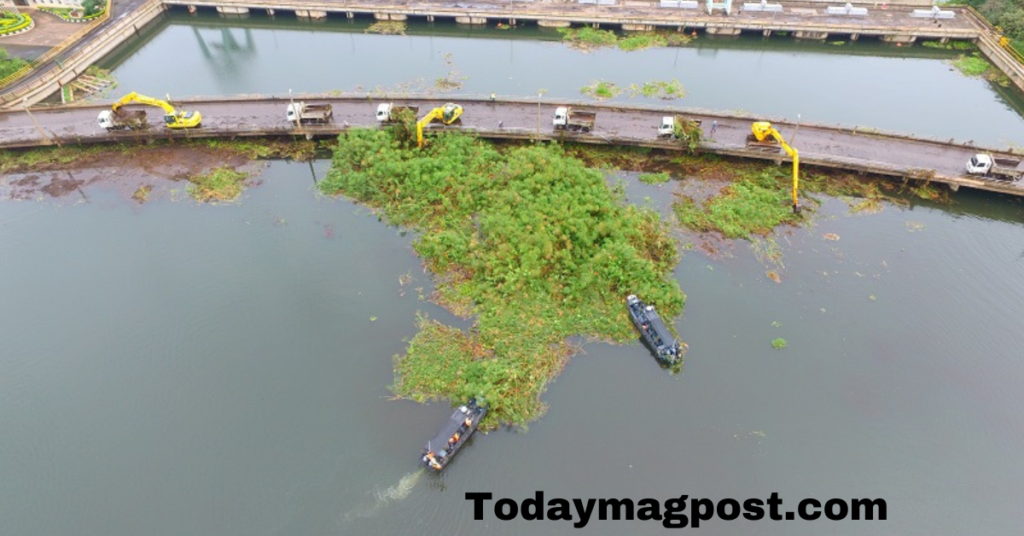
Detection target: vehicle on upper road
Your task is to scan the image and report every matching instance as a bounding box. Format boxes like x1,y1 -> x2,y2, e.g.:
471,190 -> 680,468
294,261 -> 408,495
657,115 -> 702,138
966,153 -> 1023,181
553,106 -> 596,132
747,121 -> 801,213
416,103 -> 463,147
98,92 -> 201,130
286,102 -> 333,125
376,103 -> 419,124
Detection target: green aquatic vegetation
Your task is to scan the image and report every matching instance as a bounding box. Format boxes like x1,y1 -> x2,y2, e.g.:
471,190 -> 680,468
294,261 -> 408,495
320,129 -> 684,427
433,52 -> 467,92
581,80 -> 622,99
187,166 -> 248,203
663,32 -> 694,46
559,28 -> 693,52
771,338 -> 788,350
673,169 -> 805,239
132,185 -> 152,203
365,21 -> 407,35
626,79 -> 686,100
639,172 -> 671,184
618,33 -> 668,51
921,40 -> 974,50
952,53 -> 991,77
557,27 -> 618,50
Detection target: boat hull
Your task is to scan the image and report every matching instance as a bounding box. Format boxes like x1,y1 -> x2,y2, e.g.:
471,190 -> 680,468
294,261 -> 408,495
421,399 -> 487,471
626,294 -> 683,365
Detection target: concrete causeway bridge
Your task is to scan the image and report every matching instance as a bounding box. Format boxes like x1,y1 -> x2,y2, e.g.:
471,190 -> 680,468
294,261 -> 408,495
2,96 -> 1021,198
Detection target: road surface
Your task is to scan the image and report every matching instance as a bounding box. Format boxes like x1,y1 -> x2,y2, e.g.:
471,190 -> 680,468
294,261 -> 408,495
1,96 -> 1019,196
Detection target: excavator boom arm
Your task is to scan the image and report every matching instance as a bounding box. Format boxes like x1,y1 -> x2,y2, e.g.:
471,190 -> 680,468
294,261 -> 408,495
111,92 -> 176,115
415,104 -> 463,148
751,122 -> 800,211
416,108 -> 445,148
107,92 -> 201,129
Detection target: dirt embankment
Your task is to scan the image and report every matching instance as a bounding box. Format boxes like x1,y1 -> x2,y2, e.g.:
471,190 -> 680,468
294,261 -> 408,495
0,140 -> 312,202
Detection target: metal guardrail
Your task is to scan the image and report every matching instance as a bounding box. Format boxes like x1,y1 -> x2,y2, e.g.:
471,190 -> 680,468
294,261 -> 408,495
0,0 -> 112,89
964,6 -> 1024,68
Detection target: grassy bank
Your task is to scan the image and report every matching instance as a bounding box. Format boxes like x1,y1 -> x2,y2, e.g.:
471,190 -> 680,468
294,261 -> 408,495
0,138 -> 318,203
0,138 -> 317,175
319,129 -> 684,427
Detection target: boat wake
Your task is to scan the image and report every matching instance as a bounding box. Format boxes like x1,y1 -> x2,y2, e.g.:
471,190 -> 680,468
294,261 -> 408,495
343,469 -> 424,520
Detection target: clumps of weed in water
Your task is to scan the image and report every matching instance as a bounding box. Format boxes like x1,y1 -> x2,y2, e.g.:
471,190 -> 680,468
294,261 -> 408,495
639,172 -> 671,184
626,79 -> 686,100
581,80 -> 622,99
132,185 -> 152,204
187,166 -> 248,203
434,52 -> 467,92
921,40 -> 973,51
365,21 -> 406,35
558,27 -> 694,52
557,27 -> 618,51
673,169 -> 806,239
952,53 -> 995,78
319,129 -> 684,427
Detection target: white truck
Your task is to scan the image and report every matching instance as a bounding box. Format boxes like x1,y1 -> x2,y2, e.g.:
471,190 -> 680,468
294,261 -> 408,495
966,153 -> 1024,181
553,106 -> 596,132
376,103 -> 420,123
286,102 -> 333,125
658,115 -> 702,138
97,109 -> 148,131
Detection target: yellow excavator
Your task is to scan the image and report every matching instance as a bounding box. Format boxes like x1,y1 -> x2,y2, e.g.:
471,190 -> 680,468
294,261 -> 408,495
416,103 -> 463,147
106,92 -> 202,129
748,121 -> 801,213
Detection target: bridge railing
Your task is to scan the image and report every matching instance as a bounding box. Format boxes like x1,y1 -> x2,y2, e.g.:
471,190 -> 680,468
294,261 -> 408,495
963,5 -> 1024,68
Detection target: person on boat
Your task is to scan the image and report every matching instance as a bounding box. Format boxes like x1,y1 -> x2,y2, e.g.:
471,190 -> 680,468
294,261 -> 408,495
426,452 -> 442,470
452,432 -> 460,444
464,417 -> 473,427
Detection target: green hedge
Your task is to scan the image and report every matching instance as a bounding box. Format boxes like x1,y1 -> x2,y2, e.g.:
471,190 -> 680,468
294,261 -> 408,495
1013,39 -> 1024,57
0,47 -> 30,80
39,7 -> 104,22
0,13 -> 33,36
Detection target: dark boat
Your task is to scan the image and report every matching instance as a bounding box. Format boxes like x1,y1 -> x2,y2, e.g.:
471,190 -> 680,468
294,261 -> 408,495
627,294 -> 684,365
421,398 -> 487,471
